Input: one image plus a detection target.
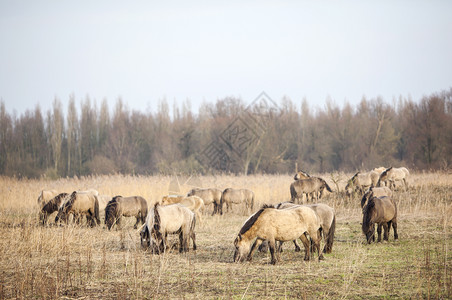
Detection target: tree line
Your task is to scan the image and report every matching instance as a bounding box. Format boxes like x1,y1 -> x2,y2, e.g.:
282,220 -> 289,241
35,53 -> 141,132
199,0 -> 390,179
1,89 -> 451,178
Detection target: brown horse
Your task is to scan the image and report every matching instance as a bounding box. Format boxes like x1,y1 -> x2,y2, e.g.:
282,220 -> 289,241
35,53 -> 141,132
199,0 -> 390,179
105,195 -> 148,230
362,196 -> 398,244
377,167 -> 409,190
187,188 -> 222,215
55,191 -> 100,227
220,188 -> 255,214
161,195 -> 205,225
233,204 -> 322,264
290,177 -> 332,203
360,186 -> 392,209
39,193 -> 69,225
140,203 -> 196,253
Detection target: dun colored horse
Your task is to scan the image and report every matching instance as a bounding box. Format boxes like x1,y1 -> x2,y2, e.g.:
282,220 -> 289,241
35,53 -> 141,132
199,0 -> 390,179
345,171 -> 380,198
39,193 -> 69,225
55,191 -> 100,227
220,188 -> 255,214
377,167 -> 409,190
140,203 -> 196,253
362,196 -> 398,244
187,188 -> 222,215
276,202 -> 336,255
290,177 -> 332,203
161,195 -> 204,225
233,204 -> 322,264
105,195 -> 148,230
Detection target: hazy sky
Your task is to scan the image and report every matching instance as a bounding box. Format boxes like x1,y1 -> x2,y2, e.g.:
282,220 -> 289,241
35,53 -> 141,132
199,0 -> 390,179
1,1 -> 451,115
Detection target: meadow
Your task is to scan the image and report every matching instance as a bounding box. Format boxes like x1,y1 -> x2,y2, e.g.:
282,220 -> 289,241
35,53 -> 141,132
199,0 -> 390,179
0,172 -> 450,299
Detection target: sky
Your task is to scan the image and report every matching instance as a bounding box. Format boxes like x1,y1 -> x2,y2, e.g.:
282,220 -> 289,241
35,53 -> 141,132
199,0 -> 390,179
1,0 -> 451,116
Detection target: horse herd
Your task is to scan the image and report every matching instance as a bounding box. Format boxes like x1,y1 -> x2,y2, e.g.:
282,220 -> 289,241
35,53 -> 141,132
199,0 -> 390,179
37,166 -> 407,265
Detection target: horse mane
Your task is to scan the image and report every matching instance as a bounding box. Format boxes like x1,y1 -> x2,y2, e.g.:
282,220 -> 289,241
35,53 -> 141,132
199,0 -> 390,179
42,193 -> 68,212
362,197 -> 376,233
62,191 -> 77,213
350,172 -> 359,183
239,204 -> 274,235
320,178 -> 333,192
105,196 -> 121,224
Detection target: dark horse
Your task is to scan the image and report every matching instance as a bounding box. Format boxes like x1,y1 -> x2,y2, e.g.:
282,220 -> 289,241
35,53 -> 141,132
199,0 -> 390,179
39,193 -> 69,225
105,195 -> 148,230
362,196 -> 398,244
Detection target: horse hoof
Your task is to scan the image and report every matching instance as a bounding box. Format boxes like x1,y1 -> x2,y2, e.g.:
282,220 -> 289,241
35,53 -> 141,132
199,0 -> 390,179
319,255 -> 325,261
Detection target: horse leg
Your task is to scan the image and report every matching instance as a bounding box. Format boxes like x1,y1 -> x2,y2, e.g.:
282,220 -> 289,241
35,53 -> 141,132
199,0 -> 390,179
268,239 -> 278,265
248,239 -> 263,261
133,216 -> 140,229
382,222 -> 389,241
312,230 -> 323,260
392,220 -> 398,240
191,230 -> 197,250
377,224 -> 382,242
299,234 -> 311,261
293,240 -> 301,252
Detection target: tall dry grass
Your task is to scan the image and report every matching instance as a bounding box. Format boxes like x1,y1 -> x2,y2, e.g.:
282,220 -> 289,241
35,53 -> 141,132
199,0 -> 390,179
0,172 -> 450,299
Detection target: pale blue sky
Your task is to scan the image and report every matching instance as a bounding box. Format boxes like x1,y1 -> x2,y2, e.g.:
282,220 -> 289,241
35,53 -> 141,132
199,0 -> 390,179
1,0 -> 451,115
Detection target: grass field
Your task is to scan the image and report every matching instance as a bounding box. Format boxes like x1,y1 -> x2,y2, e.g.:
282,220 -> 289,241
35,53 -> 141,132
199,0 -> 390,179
0,172 -> 450,299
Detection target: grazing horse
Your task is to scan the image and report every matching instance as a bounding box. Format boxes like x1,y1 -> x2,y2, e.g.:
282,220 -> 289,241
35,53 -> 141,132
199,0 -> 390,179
233,204 -> 322,264
162,195 -> 205,225
362,196 -> 398,244
290,177 -> 332,203
220,188 -> 255,214
39,193 -> 69,225
345,171 -> 380,198
275,202 -> 336,255
377,167 -> 409,190
187,188 -> 222,215
37,189 -> 59,208
293,170 -> 311,180
140,203 -> 196,253
361,186 -> 392,209
105,196 -> 148,230
55,191 -> 100,227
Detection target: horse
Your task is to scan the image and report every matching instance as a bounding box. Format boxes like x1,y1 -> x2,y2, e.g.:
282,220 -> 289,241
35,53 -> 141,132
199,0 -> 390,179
140,203 -> 196,254
39,193 -> 69,225
37,189 -> 59,208
293,170 -> 311,180
361,186 -> 392,209
233,204 -> 322,264
275,202 -> 336,255
362,196 -> 398,244
290,177 -> 332,203
187,188 -> 222,215
55,191 -> 100,227
161,195 -> 204,225
220,188 -> 255,214
345,171 -> 380,198
105,195 -> 148,230
377,167 -> 410,190
373,166 -> 387,173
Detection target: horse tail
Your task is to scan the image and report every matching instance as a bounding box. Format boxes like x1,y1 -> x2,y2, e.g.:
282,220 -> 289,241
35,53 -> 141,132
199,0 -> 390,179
94,197 -> 100,226
324,181 -> 333,193
290,183 -> 296,202
141,198 -> 148,224
220,190 -> 226,215
324,214 -> 336,254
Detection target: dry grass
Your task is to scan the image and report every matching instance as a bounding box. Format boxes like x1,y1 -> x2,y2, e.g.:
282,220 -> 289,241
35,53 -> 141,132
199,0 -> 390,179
0,172 -> 451,299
